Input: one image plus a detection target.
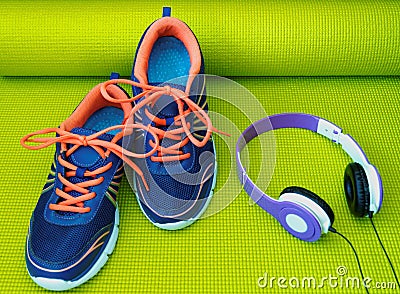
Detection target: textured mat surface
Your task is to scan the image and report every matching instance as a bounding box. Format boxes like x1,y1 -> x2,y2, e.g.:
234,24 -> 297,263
1,76 -> 399,293
1,0 -> 399,76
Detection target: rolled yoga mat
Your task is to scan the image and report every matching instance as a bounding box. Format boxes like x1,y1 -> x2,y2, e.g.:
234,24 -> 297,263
1,0 -> 399,77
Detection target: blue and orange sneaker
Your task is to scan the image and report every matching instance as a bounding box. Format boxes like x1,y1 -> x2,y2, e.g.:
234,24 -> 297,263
21,82 -> 158,290
128,7 -> 218,230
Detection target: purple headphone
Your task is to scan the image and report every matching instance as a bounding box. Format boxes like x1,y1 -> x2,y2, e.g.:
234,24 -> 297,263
236,113 -> 383,242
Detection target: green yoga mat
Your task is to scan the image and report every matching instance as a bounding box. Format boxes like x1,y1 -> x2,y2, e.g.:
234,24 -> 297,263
1,0 -> 399,77
1,76 -> 399,293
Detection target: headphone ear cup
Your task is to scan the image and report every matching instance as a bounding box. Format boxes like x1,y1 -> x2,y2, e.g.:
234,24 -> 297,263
344,162 -> 370,217
281,186 -> 335,226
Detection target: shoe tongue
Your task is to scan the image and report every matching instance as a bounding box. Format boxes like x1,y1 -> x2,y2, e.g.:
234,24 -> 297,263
148,82 -> 186,118
55,127 -> 113,217
68,127 -> 114,168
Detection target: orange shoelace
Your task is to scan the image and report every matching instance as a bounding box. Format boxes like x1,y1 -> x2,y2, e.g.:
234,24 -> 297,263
21,124 -> 159,213
21,78 -> 227,214
100,79 -> 229,163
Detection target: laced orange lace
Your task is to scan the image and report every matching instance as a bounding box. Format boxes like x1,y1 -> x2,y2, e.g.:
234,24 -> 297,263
21,78 -> 227,214
21,124 -> 159,213
100,79 -> 229,163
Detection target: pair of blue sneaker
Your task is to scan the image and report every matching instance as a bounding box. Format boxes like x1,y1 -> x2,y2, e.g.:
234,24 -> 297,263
21,8 -> 217,290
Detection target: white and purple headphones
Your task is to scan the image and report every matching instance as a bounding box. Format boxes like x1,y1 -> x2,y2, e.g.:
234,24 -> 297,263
236,113 -> 383,242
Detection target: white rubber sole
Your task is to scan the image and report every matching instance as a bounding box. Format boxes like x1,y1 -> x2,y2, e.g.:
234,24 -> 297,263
133,160 -> 218,231
29,207 -> 120,291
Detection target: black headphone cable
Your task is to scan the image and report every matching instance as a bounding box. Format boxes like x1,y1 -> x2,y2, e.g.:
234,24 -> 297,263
329,227 -> 369,294
368,211 -> 400,288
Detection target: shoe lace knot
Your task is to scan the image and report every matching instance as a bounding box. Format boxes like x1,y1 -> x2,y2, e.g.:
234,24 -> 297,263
100,79 -> 229,163
21,78 -> 229,214
21,123 -> 159,213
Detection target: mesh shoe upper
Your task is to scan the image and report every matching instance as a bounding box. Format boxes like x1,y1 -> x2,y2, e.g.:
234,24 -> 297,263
129,12 -> 216,226
23,84 -> 132,284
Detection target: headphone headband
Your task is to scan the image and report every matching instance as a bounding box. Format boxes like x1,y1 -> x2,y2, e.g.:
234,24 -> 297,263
236,113 -> 383,241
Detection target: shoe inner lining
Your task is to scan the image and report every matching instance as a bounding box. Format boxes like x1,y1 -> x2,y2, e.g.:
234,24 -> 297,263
148,37 -> 190,86
84,107 -> 124,135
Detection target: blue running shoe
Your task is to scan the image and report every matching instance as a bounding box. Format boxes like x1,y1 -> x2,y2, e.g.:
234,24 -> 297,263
129,7 -> 218,230
20,82 -> 153,290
